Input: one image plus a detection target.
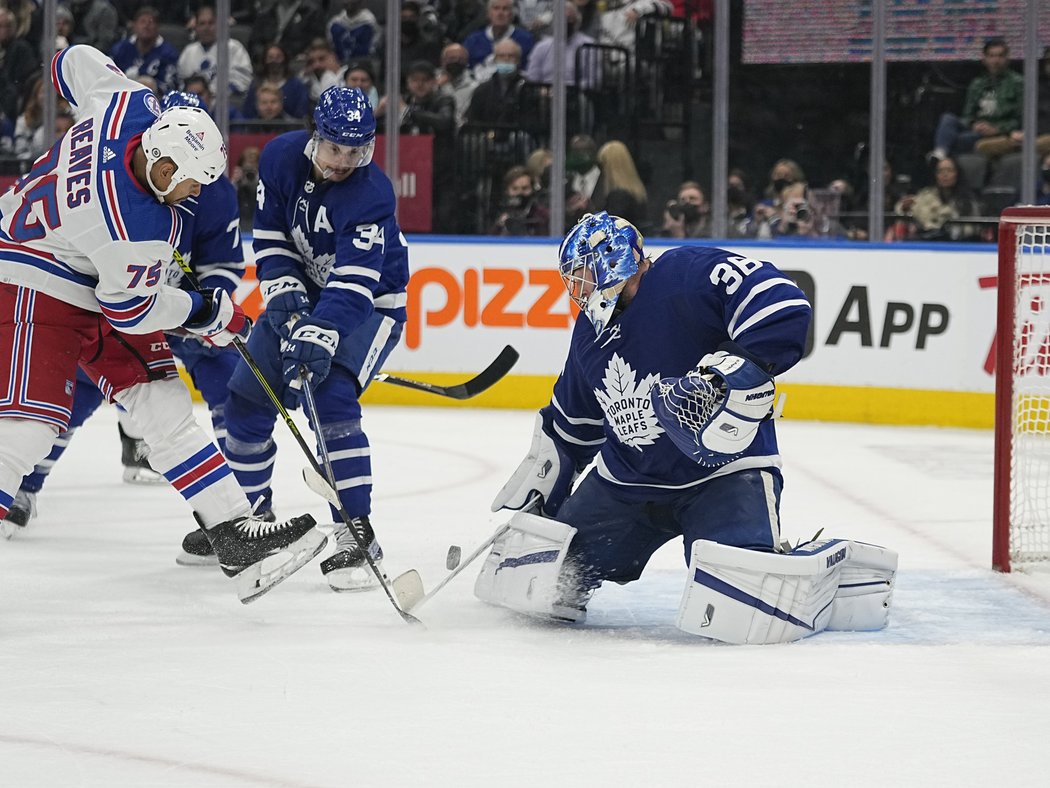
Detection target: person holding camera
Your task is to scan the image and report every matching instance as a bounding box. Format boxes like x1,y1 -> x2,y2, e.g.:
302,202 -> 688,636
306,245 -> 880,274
661,181 -> 711,238
490,165 -> 549,235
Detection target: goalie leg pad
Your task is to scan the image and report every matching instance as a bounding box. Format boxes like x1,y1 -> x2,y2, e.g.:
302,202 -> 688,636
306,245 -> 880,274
474,512 -> 580,621
677,539 -> 847,644
826,541 -> 898,631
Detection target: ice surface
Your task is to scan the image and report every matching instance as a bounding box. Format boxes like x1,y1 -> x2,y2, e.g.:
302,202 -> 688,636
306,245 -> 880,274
1,406 -> 1048,787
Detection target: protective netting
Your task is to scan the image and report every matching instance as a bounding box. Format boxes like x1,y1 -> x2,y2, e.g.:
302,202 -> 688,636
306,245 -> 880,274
1009,222 -> 1050,564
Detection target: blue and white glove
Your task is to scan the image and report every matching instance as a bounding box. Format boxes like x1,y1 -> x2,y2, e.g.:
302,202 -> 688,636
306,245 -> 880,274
281,318 -> 339,407
652,347 -> 775,466
183,288 -> 251,347
261,275 -> 311,340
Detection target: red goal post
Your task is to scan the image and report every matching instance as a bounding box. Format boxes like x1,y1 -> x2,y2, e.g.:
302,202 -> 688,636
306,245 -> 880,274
994,206 -> 1050,572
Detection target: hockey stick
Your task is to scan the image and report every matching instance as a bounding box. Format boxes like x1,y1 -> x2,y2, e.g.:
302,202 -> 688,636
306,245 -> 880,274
373,345 -> 519,400
394,524 -> 510,613
173,251 -> 422,624
299,371 -> 424,622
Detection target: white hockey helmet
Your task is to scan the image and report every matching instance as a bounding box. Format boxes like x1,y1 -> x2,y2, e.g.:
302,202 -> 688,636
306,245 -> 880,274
141,105 -> 227,199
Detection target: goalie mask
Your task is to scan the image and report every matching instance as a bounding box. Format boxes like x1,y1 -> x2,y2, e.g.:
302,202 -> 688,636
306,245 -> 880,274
310,86 -> 376,175
141,105 -> 227,199
558,211 -> 644,335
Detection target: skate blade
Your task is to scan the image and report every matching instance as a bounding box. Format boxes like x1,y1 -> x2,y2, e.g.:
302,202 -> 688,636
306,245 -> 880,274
1,520 -> 23,540
123,467 -> 167,485
236,529 -> 328,604
175,551 -> 219,567
325,564 -> 383,592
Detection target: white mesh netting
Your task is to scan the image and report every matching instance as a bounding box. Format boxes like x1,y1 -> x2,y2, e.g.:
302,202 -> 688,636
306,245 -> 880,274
1009,221 -> 1050,564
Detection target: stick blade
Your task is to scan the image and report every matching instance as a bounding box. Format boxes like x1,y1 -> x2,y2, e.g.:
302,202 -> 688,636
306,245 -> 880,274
302,466 -> 340,506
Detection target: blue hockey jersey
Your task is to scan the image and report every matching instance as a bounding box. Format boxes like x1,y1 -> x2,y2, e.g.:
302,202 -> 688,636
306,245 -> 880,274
544,245 -> 811,499
168,175 -> 244,295
251,131 -> 409,332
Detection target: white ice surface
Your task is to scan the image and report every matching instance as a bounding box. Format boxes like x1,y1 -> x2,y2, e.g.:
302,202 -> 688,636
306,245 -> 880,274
2,405 -> 1049,787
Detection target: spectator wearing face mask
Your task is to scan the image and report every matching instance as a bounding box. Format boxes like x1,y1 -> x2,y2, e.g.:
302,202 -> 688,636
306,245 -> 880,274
241,42 -> 310,120
466,38 -> 526,126
463,0 -> 535,82
661,180 -> 710,238
490,165 -> 550,235
438,43 -> 477,128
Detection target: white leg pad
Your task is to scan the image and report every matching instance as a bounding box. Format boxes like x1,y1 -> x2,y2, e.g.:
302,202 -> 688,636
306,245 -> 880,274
473,512 -> 578,620
678,539 -> 849,644
826,541 -> 898,631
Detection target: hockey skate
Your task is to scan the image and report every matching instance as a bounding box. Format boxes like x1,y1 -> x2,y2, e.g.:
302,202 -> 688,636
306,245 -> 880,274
321,516 -> 385,592
119,423 -> 166,485
202,512 -> 327,603
177,510 -> 275,566
1,489 -> 36,540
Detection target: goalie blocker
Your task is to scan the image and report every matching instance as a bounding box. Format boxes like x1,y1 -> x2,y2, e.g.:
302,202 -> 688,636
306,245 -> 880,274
475,514 -> 897,642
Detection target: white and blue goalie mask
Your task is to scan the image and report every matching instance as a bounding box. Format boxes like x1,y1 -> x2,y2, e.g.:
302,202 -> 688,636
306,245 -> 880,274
558,211 -> 644,335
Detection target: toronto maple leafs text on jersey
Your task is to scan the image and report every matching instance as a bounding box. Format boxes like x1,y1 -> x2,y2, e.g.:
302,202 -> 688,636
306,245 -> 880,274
251,131 -> 409,333
0,46 -> 195,334
543,246 -> 811,499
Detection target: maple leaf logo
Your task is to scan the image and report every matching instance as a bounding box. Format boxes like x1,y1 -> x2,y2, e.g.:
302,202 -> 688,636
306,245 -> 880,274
290,225 -> 334,286
593,353 -> 664,450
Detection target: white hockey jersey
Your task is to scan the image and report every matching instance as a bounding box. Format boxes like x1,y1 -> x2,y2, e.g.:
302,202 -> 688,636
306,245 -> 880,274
0,45 -> 197,334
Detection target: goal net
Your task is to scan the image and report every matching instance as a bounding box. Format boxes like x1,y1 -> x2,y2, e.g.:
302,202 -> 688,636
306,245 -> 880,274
994,207 -> 1050,572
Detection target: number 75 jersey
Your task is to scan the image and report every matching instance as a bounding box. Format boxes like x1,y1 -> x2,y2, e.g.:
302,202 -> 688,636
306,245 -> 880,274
0,45 -> 194,334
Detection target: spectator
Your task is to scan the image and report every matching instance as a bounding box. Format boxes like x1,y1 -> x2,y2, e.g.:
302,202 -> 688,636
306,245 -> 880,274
750,158 -> 806,230
344,59 -> 379,109
592,140 -> 647,229
438,43 -> 477,128
600,0 -> 671,50
242,43 -> 311,120
231,145 -> 261,230
110,6 -> 179,96
378,60 -> 457,228
13,77 -> 72,164
463,0 -> 535,81
244,83 -> 299,131
465,38 -> 526,126
249,0 -> 326,65
525,2 -> 594,87
726,168 -> 753,238
0,9 -> 36,125
1038,151 -> 1050,206
490,164 -> 549,235
974,46 -> 1050,161
764,182 -> 825,240
55,4 -> 74,50
661,180 -> 710,239
302,39 -> 344,103
562,133 -> 601,225
928,38 -> 1023,165
67,0 -> 121,55
328,0 -> 378,63
895,157 -> 982,241
4,0 -> 40,55
177,5 -> 254,103
525,146 -> 553,184
391,1 -> 443,73
181,73 -> 244,121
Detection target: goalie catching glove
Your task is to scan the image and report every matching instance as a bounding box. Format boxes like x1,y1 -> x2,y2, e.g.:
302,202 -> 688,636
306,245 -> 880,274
183,288 -> 251,347
653,345 -> 776,466
491,412 -> 580,517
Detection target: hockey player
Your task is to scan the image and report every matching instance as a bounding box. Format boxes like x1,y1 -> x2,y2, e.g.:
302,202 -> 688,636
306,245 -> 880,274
476,212 -> 897,643
0,46 -> 326,603
176,86 -> 410,592
2,90 -> 248,534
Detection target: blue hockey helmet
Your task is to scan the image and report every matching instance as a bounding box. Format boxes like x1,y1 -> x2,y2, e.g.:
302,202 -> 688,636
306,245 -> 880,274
161,91 -> 203,111
558,211 -> 644,334
312,86 -> 376,170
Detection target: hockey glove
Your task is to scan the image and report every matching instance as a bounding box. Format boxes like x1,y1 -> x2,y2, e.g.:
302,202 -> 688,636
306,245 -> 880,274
261,275 -> 312,340
183,288 -> 251,347
652,348 -> 775,466
491,412 -> 579,517
281,318 -> 340,407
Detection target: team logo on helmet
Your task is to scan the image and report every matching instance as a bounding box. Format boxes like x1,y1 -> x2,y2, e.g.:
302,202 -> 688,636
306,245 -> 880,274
144,92 -> 162,117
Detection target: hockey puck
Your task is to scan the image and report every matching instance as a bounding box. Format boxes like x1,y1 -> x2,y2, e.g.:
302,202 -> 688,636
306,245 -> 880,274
446,545 -> 462,570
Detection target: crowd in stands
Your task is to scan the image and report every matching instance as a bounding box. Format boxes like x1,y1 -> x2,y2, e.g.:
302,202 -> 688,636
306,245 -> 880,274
0,1 -> 1046,241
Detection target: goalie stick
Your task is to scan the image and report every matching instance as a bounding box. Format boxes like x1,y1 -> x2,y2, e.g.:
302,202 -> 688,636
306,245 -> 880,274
173,251 -> 423,624
373,345 -> 519,399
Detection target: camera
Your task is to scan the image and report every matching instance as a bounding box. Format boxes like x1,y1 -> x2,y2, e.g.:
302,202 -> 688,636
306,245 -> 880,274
666,200 -> 685,221
794,201 -> 811,223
